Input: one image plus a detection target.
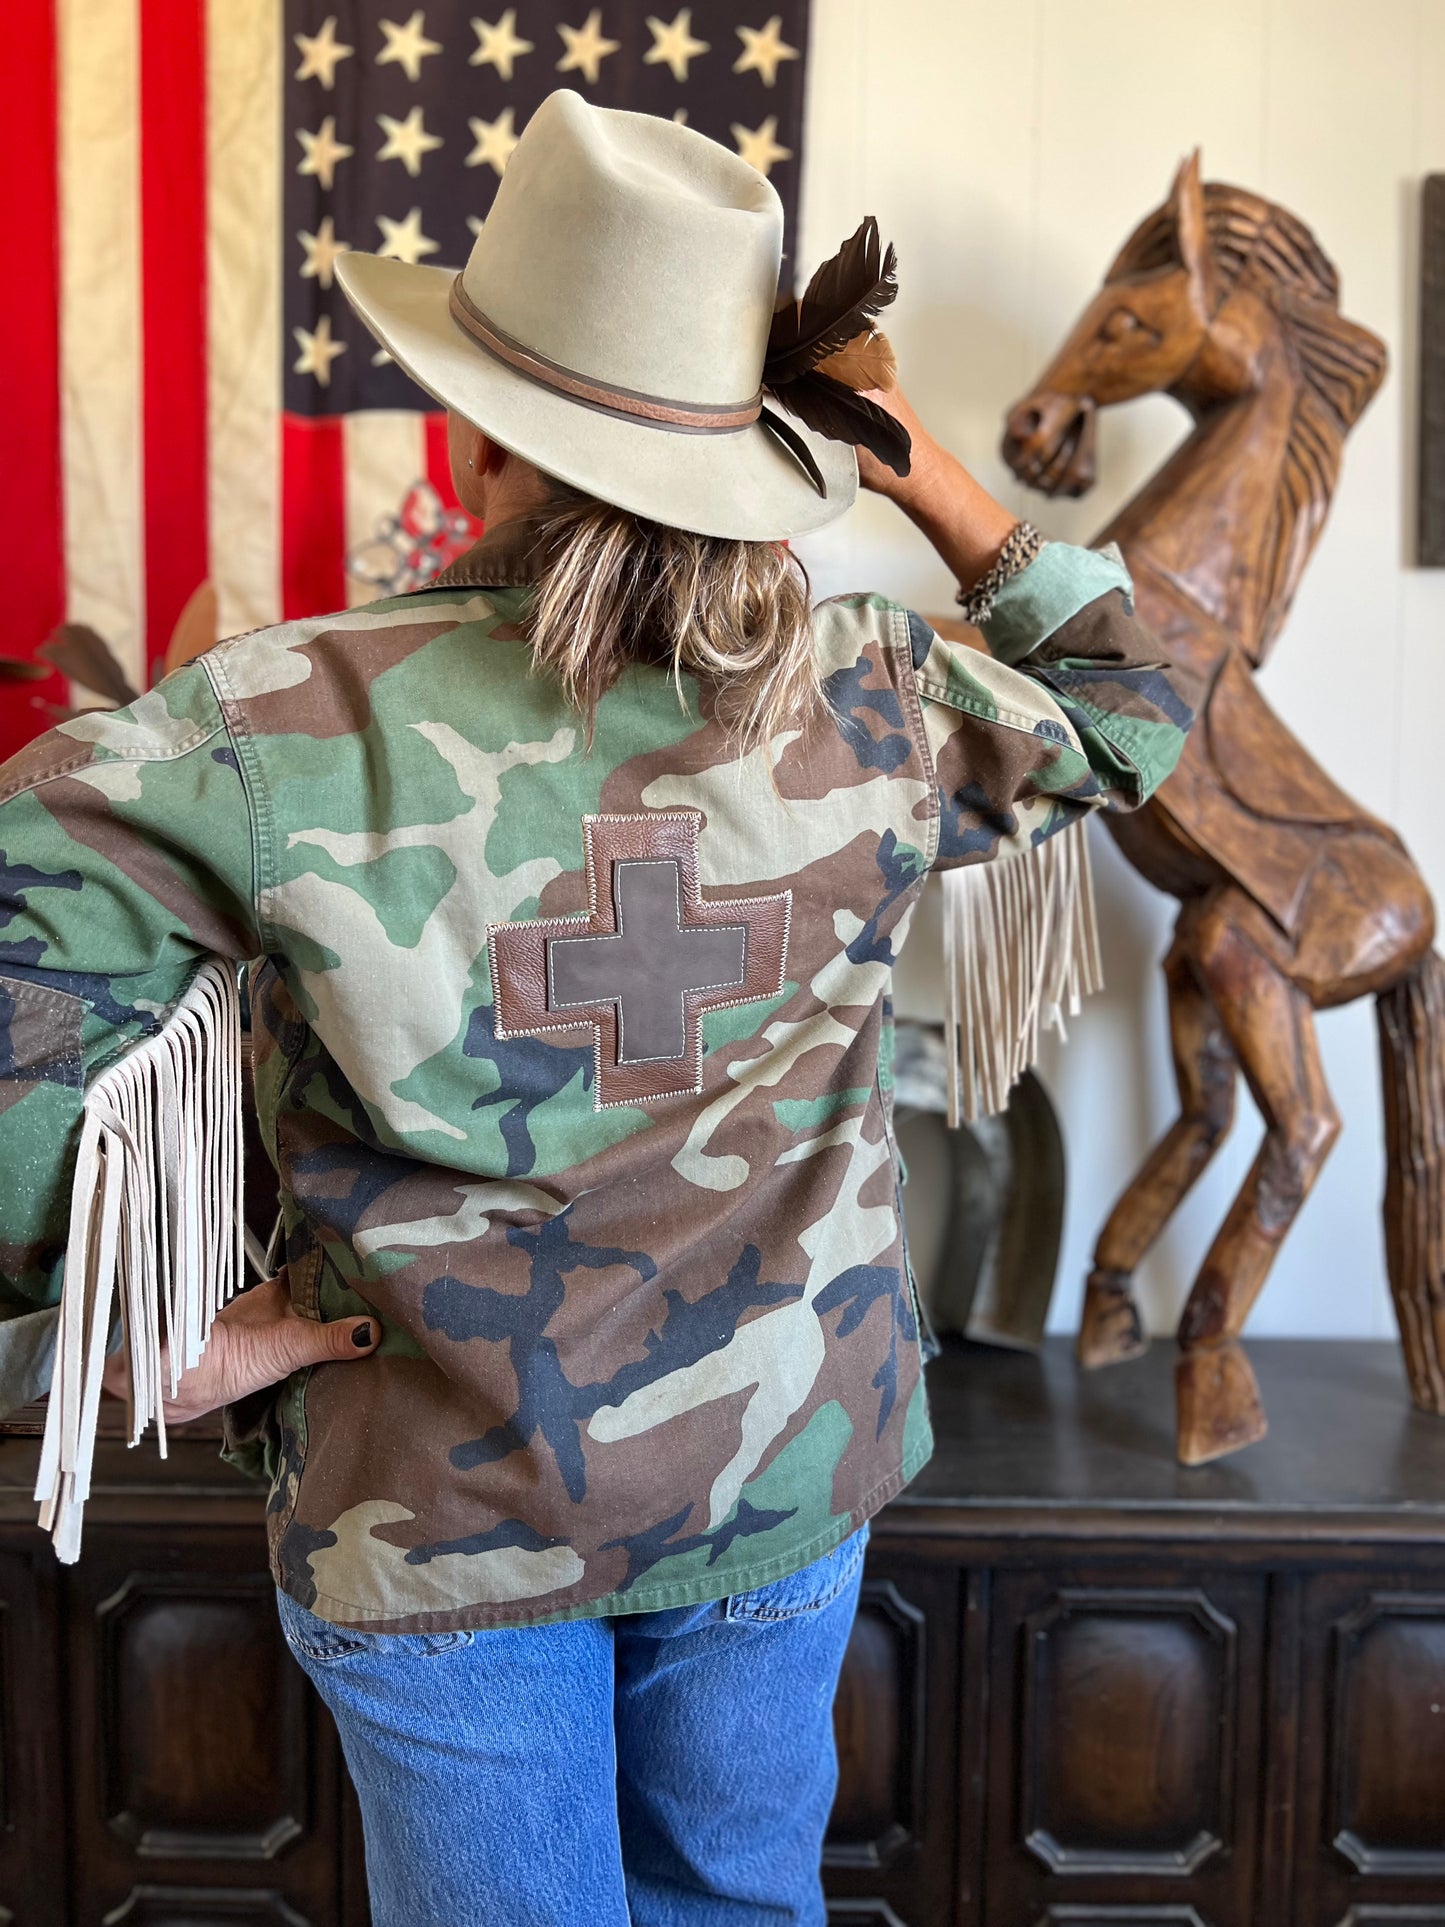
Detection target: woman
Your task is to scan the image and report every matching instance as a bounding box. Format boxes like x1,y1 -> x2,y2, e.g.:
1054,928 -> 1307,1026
0,94 -> 1192,1927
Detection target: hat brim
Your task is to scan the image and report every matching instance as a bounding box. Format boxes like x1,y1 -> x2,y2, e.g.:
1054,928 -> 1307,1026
334,252 -> 857,543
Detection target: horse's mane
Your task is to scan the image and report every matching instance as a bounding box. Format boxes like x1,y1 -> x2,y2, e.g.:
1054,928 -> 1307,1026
1107,183 -> 1387,649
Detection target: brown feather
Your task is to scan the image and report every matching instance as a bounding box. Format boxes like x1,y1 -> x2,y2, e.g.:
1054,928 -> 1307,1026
765,216 -> 900,386
814,328 -> 898,394
0,658 -> 53,683
39,624 -> 139,707
771,371 -> 912,477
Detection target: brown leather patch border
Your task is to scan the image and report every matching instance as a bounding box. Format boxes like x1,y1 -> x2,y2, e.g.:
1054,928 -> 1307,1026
486,812 -> 791,1111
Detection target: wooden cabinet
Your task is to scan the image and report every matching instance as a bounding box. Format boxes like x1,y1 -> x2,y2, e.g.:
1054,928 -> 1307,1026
0,1422 -> 364,1927
823,1339 -> 1445,1927
65,1536 -> 348,1925
3,1339 -> 1445,1925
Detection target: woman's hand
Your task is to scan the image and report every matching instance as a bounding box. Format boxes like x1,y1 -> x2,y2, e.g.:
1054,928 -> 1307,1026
853,384 -> 931,502
100,1270 -> 380,1426
854,383 -> 1021,597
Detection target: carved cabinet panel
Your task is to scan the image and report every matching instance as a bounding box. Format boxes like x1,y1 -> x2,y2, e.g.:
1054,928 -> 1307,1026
0,1544 -> 64,1921
1023,1911 -> 1211,1926
99,1889 -> 314,1925
1293,1574 -> 1445,1926
983,1564 -> 1266,1927
826,1557 -> 961,1927
1331,1910 -> 1445,1925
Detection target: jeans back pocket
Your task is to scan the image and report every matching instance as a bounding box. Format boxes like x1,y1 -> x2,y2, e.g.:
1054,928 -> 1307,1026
725,1522 -> 869,1623
276,1587 -> 472,1663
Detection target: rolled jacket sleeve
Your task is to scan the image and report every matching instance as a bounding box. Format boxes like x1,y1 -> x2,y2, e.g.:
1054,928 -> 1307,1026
908,540 -> 1199,870
0,664 -> 260,1409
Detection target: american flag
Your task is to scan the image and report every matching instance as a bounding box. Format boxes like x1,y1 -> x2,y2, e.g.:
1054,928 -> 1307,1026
5,2 -> 811,762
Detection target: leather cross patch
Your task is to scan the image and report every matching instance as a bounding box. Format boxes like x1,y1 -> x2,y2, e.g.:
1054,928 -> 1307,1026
487,813 -> 790,1109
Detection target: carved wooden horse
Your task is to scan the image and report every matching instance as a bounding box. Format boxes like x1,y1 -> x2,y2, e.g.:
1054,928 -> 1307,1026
1002,155 -> 1445,1463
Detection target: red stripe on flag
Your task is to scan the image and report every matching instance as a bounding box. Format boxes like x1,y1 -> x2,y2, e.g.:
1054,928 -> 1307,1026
282,415 -> 347,619
425,412 -> 481,564
425,414 -> 460,509
137,0 -> 209,682
139,0 -> 209,678
1,0 -> 66,760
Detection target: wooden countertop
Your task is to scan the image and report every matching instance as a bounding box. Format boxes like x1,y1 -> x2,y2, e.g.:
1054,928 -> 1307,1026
0,1338 -> 1441,1545
899,1336 -> 1445,1548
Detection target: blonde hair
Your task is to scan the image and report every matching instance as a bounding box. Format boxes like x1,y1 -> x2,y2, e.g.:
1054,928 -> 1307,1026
521,485 -> 819,750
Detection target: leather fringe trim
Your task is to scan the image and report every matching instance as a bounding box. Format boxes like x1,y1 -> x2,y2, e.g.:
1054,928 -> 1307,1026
941,820 -> 1104,1124
35,959 -> 244,1562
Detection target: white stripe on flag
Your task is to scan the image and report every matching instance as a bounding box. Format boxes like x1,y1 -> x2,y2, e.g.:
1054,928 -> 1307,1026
58,0 -> 144,695
343,412 -> 429,608
207,0 -> 282,639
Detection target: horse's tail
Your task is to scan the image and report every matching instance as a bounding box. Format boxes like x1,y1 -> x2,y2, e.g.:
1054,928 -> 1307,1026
1377,950 -> 1445,1413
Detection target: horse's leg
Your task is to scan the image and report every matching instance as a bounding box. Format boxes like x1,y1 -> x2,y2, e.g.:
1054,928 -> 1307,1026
1080,933 -> 1238,1368
1175,893 -> 1340,1464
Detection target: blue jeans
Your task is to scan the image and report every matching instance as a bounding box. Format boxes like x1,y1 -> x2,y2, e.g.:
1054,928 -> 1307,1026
276,1522 -> 869,1927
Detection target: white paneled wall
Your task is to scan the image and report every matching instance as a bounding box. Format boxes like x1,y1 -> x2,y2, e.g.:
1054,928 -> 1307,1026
792,0 -> 1445,1338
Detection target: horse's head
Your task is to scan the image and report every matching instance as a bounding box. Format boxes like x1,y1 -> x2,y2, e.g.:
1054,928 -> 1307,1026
1003,153 -> 1219,497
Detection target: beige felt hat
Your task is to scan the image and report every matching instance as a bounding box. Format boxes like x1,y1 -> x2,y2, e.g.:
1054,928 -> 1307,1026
334,90 -> 858,542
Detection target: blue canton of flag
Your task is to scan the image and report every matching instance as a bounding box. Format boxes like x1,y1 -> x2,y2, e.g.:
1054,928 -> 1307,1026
286,3 -> 812,418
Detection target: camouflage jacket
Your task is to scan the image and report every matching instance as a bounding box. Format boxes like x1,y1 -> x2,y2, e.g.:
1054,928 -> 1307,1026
0,522 -> 1192,1631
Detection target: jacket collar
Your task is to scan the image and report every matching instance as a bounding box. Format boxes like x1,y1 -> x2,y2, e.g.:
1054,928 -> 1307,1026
427,516 -> 546,592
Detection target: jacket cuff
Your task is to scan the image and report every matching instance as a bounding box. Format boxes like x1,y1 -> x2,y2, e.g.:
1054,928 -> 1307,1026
979,541 -> 1134,665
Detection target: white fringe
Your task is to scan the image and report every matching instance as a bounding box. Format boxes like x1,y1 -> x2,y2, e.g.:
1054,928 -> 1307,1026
34,959 -> 244,1563
941,819 -> 1104,1125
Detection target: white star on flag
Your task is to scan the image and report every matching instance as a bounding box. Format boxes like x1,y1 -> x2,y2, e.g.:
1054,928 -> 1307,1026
377,10 -> 442,82
298,215 -> 348,289
470,11 -> 534,81
294,16 -> 354,89
733,17 -> 799,88
293,314 -> 347,386
378,105 -> 443,177
376,206 -> 440,265
466,107 -> 520,175
296,116 -> 354,191
644,10 -> 709,83
731,116 -> 792,177
556,10 -> 619,85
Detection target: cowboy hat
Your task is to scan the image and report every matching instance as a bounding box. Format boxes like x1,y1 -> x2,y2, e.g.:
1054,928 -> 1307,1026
334,89 -> 858,542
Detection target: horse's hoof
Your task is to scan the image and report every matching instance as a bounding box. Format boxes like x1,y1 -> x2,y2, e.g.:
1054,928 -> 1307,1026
1176,1341 -> 1268,1464
1077,1269 -> 1149,1369
1409,1375 -> 1445,1419
1397,1309 -> 1445,1416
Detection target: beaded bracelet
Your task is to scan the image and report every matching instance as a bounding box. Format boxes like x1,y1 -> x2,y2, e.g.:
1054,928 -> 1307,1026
955,520 -> 1044,625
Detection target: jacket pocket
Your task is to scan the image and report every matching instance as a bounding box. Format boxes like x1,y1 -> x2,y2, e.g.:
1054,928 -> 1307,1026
725,1522 -> 869,1623
0,976 -> 86,1305
0,974 -> 84,1101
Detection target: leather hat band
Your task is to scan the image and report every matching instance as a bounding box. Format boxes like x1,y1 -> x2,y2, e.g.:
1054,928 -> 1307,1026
448,277 -> 763,434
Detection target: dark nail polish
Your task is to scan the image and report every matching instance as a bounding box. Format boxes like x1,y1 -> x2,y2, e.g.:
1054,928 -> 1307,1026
352,1323 -> 374,1349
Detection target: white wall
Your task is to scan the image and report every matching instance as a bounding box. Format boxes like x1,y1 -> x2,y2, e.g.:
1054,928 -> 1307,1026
792,0 -> 1445,1339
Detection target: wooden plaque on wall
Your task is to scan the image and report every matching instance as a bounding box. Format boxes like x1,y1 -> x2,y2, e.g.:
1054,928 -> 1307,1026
1420,174 -> 1445,565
